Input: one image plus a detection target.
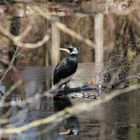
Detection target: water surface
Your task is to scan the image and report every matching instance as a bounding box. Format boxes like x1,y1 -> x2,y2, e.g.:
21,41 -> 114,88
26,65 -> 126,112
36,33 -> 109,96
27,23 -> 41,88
0,63 -> 140,140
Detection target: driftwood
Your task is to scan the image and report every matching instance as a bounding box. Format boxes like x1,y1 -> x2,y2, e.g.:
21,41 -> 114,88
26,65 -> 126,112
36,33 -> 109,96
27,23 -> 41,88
51,85 -> 97,94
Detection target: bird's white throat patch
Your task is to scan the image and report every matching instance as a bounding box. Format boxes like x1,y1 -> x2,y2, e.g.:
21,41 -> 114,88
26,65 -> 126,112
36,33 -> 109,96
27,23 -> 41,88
70,47 -> 78,55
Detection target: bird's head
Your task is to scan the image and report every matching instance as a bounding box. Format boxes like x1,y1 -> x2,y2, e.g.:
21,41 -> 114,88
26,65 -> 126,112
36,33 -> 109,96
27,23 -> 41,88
60,45 -> 78,55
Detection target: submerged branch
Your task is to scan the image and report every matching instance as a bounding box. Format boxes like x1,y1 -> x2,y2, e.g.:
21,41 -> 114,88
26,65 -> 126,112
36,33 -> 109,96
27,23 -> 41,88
51,86 -> 97,94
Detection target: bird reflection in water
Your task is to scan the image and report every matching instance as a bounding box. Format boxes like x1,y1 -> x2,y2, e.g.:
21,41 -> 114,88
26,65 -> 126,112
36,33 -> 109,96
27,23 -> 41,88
53,94 -> 79,136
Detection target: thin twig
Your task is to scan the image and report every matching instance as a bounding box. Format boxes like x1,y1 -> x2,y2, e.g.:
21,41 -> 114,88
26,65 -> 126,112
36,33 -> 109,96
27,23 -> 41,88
1,80 -> 22,102
0,45 -> 19,84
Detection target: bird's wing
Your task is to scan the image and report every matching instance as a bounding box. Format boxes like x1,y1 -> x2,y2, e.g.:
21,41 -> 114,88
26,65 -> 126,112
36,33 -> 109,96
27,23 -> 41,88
53,58 -> 68,85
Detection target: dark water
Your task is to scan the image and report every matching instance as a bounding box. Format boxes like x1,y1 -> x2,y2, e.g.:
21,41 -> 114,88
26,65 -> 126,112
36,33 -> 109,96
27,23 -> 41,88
0,63 -> 140,140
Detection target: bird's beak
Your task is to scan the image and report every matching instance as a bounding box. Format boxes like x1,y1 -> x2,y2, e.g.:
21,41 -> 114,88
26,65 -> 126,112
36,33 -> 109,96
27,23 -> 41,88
60,48 -> 70,53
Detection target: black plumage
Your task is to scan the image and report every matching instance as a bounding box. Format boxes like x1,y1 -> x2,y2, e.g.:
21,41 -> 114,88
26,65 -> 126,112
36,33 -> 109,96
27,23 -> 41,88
53,45 -> 78,88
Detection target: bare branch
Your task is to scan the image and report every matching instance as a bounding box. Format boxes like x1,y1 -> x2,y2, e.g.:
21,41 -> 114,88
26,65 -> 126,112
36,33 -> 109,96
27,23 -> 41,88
19,23 -> 32,40
32,6 -> 95,48
0,24 -> 50,49
0,84 -> 139,135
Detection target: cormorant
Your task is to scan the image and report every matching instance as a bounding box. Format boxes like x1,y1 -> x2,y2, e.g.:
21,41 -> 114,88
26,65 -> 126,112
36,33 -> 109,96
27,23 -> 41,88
53,45 -> 78,88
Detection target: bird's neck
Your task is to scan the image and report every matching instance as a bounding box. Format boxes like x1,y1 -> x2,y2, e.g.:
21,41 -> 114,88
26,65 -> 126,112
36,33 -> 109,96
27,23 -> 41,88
69,54 -> 78,62
70,54 -> 78,57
